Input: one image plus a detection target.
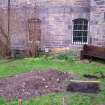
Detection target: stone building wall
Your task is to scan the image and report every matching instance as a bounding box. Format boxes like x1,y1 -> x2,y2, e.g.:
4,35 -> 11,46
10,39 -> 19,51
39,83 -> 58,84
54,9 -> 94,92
0,0 -> 90,51
38,0 -> 90,49
1,0 -> 105,54
90,0 -> 105,46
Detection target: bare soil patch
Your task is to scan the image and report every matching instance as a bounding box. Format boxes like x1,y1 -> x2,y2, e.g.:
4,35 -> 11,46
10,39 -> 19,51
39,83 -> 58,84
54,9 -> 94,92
0,70 -> 74,100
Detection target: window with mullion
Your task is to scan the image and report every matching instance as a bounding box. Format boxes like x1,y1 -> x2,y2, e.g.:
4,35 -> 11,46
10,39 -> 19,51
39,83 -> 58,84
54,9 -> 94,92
73,19 -> 88,44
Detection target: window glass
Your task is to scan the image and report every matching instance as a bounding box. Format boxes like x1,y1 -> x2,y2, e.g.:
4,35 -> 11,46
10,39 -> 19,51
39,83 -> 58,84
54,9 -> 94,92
73,19 -> 88,44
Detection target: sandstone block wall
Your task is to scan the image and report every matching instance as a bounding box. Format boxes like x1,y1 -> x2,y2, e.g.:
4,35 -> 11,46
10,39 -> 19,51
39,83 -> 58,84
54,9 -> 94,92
38,0 -> 90,49
90,0 -> 105,47
0,0 -> 105,53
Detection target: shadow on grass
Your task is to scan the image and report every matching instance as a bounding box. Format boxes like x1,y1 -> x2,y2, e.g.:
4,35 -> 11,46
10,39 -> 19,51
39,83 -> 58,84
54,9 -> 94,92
0,58 -> 25,65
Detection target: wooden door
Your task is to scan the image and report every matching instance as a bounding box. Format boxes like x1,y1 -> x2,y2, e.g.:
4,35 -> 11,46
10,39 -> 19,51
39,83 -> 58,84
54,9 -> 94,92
28,18 -> 41,57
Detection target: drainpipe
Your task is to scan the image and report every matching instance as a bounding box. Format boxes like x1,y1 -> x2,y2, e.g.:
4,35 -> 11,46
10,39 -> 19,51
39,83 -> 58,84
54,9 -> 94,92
7,0 -> 11,56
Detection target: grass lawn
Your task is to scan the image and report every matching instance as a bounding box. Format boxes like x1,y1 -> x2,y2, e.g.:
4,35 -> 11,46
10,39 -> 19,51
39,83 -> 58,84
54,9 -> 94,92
0,57 -> 105,105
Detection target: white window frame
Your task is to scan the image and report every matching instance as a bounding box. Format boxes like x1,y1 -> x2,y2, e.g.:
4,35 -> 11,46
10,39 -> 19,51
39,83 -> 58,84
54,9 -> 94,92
72,18 -> 89,45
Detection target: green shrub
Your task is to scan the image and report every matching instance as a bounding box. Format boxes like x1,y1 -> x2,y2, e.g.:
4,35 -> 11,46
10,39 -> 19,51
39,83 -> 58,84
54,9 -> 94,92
54,51 -> 78,62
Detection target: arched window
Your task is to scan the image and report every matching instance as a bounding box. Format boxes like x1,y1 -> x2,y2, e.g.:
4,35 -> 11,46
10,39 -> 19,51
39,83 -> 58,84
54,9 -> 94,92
73,19 -> 88,44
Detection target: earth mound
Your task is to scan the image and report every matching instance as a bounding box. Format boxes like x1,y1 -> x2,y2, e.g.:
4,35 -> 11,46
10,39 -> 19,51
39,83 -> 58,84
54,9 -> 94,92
0,70 -> 74,100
